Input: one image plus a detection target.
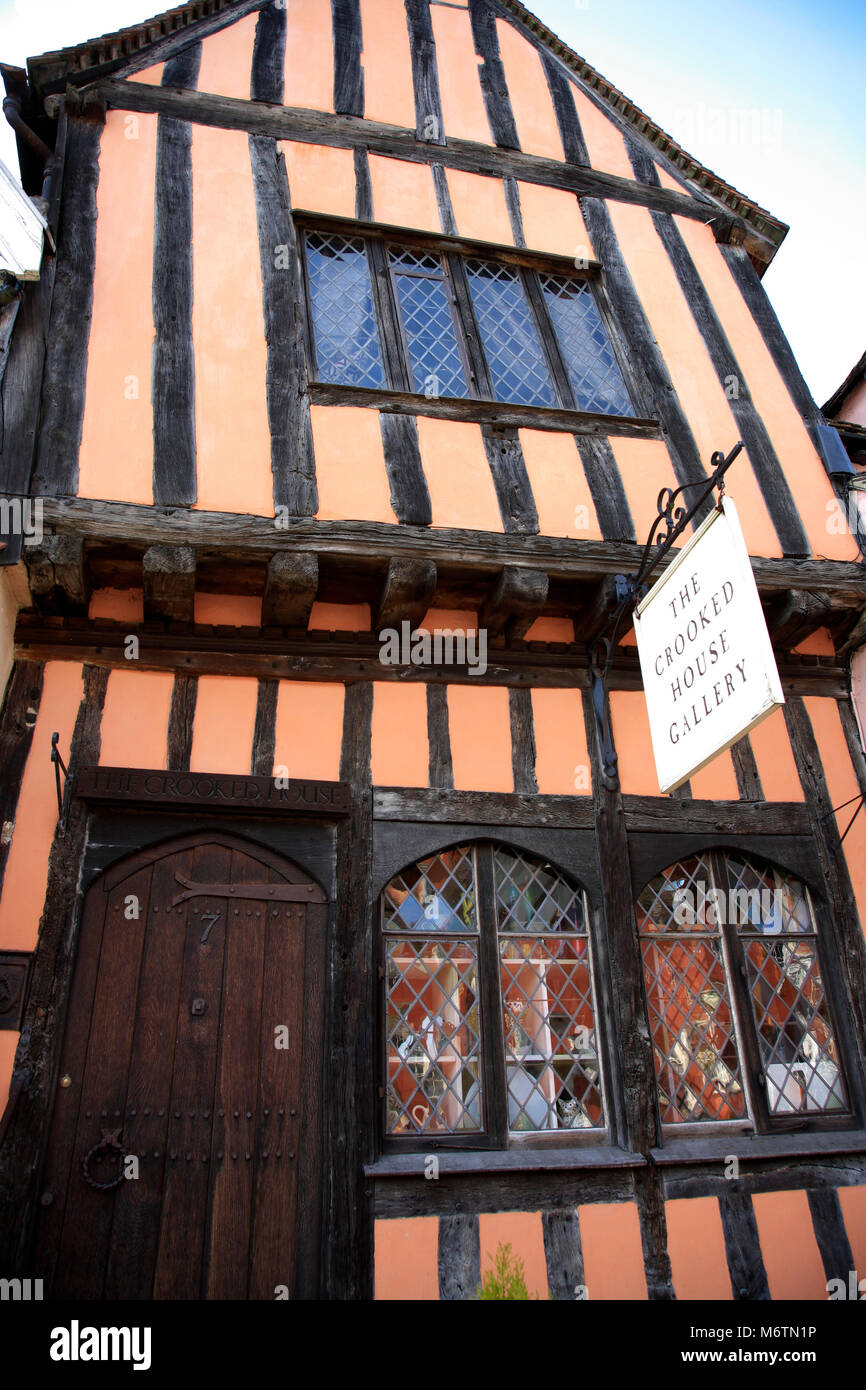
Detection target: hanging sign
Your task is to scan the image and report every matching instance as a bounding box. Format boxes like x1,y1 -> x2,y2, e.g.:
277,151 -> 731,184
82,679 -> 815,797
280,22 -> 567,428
632,495 -> 784,793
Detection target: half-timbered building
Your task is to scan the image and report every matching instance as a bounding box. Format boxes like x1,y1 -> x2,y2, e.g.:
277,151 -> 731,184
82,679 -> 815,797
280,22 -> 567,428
1,0 -> 865,1301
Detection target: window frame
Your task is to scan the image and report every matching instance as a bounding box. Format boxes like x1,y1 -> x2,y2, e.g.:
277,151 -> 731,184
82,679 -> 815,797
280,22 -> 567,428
296,215 -> 648,422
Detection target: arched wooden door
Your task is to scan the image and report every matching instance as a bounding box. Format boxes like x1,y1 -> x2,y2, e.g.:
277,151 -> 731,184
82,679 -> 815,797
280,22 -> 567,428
33,831 -> 327,1300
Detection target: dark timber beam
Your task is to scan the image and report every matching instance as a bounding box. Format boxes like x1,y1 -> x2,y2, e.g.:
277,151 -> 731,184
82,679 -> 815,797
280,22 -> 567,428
480,566 -> 548,639
572,575 -> 620,644
262,551 -> 318,628
142,544 -> 196,623
766,589 -> 832,651
25,535 -> 88,614
374,557 -> 437,631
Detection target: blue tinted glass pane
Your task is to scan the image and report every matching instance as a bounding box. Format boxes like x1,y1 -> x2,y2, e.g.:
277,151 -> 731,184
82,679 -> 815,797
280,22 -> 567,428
306,232 -> 385,388
465,260 -> 555,407
540,275 -> 633,416
392,263 -> 468,399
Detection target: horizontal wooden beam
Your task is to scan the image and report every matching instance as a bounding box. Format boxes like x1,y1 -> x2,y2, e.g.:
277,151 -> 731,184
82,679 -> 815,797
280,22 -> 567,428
373,787 -> 594,826
622,796 -> 812,836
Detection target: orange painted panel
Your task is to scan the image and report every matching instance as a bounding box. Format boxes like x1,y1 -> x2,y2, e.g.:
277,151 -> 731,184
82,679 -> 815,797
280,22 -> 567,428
374,1217 -> 439,1300
284,0 -> 334,112
445,169 -> 514,247
135,63 -> 166,86
371,684 -> 429,786
368,155 -> 441,232
655,162 -> 687,193
572,87 -> 633,180
689,750 -> 740,801
793,628 -> 835,656
431,6 -> 491,144
519,429 -> 602,540
99,670 -> 174,770
189,675 -> 258,774
88,589 -> 144,622
194,594 -> 262,627
531,688 -> 591,795
665,1197 -> 732,1299
607,201 -> 782,559
752,1190 -> 828,1299
309,602 -> 371,631
517,182 -> 592,260
311,406 -> 397,523
360,0 -> 416,129
273,681 -> 344,781
610,690 -> 657,797
608,438 -> 679,542
78,110 -> 157,506
416,418 -> 503,532
419,609 -> 477,632
192,124 -> 272,516
197,12 -> 257,100
448,685 -> 512,792
478,1212 -> 549,1298
748,706 -> 804,802
495,20 -> 563,161
579,1201 -> 647,1299
523,617 -> 575,643
838,1186 -> 866,1280
0,663 -> 83,952
0,1032 -> 18,1120
282,142 -> 356,217
674,216 -> 858,563
804,697 -> 866,937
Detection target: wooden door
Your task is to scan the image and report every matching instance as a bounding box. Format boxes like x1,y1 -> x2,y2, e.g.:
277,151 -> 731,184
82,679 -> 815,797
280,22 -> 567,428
33,831 -> 327,1300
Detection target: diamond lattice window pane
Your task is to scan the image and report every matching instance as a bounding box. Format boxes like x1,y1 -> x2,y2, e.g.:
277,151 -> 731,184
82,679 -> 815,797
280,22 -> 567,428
385,938 -> 483,1134
306,232 -> 385,387
742,938 -> 848,1114
465,260 -> 556,406
636,854 -> 718,934
493,846 -> 585,933
501,937 -> 604,1131
390,256 -> 469,399
383,846 -> 477,933
727,856 -> 814,934
641,937 -> 747,1123
540,275 -> 634,417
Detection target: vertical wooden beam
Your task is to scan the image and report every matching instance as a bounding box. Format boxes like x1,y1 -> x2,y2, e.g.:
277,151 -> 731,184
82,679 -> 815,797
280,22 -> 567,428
718,1193 -> 771,1300
142,544 -> 196,622
730,735 -> 763,802
251,1 -> 286,104
467,0 -> 519,150
31,117 -> 101,498
262,552 -> 318,628
575,436 -> 635,543
542,1210 -> 584,1300
480,426 -> 538,535
503,176 -> 525,247
251,677 -> 278,776
427,683 -> 453,789
807,1188 -> 855,1287
0,660 -> 44,900
353,147 -> 373,222
152,45 -> 201,507
634,1168 -> 674,1300
166,672 -> 197,771
431,162 -> 457,236
332,0 -> 364,117
438,1214 -> 481,1299
379,414 -> 432,525
404,0 -> 445,145
539,51 -> 589,166
509,687 -> 537,794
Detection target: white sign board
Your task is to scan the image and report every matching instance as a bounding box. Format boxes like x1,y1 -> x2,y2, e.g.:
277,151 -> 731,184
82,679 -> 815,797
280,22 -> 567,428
633,495 -> 784,793
0,158 -> 47,281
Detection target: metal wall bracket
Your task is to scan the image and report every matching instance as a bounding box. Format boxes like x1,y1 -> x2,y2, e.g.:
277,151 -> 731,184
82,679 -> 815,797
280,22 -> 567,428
51,731 -> 72,833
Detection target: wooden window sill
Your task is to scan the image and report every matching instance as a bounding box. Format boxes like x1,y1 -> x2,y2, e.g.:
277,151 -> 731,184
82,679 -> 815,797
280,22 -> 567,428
365,1144 -> 645,1179
650,1127 -> 866,1165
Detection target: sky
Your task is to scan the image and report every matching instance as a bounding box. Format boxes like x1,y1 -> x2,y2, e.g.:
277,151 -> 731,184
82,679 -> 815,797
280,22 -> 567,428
0,0 -> 863,403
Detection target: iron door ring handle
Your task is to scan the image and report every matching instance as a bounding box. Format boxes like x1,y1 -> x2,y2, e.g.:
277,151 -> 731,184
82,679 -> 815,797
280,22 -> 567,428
82,1129 -> 127,1190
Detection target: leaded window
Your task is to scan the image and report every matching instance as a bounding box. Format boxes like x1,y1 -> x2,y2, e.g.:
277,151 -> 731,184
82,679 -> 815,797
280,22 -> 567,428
636,852 -> 849,1131
382,842 -> 604,1145
305,231 -> 385,388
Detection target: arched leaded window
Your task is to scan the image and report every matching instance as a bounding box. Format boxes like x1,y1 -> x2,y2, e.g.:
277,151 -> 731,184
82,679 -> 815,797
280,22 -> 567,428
636,851 -> 849,1130
382,843 -> 604,1143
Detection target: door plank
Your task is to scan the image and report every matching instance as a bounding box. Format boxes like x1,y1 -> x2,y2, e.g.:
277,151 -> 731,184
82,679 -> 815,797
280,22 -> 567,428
293,899 -> 327,1298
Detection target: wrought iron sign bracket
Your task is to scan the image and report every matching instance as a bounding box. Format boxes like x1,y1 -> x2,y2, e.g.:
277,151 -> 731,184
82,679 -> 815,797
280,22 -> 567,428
588,442 -> 744,792
51,731 -> 72,833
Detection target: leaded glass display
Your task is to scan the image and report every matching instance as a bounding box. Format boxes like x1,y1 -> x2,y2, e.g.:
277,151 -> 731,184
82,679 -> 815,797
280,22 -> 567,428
389,247 -> 468,398
305,231 -> 385,387
540,274 -> 633,416
465,259 -> 556,406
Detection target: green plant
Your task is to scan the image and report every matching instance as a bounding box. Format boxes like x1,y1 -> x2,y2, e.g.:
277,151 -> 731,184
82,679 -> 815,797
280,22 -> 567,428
474,1242 -> 542,1300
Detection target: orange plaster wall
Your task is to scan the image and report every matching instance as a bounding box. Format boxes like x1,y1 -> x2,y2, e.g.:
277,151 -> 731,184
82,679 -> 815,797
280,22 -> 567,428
135,63 -> 165,86
311,406 -> 397,523
0,1033 -> 17,1121
524,617 -> 575,643
606,201 -> 783,559
665,1197 -> 732,1299
273,680 -> 344,781
196,11 -> 257,100
444,169 -> 514,247
478,1212 -> 549,1298
689,750 -> 740,801
309,602 -> 371,631
98,670 -> 174,770
284,0 -> 334,112
371,683 -> 429,786
360,0 -> 416,129
804,697 -> 866,937
78,110 -> 157,506
520,429 -> 602,540
609,688 -> 738,798
673,216 -> 858,564
655,161 -> 688,193
447,685 -> 513,792
281,142 -> 356,217
430,5 -> 491,145
419,609 -> 477,632
531,688 -> 591,794
579,1201 -> 647,1299
747,706 -> 804,801
608,438 -> 679,541
838,1185 -> 866,1276
516,182 -> 592,260
495,21 -> 563,161
374,1217 -> 439,1300
793,628 -> 835,657
571,87 -> 634,180
189,675 -> 258,774
368,155 -> 441,233
191,124 -> 273,516
194,594 -> 262,627
416,418 -> 503,532
88,589 -> 144,623
751,1190 -> 828,1299
0,663 -> 83,952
